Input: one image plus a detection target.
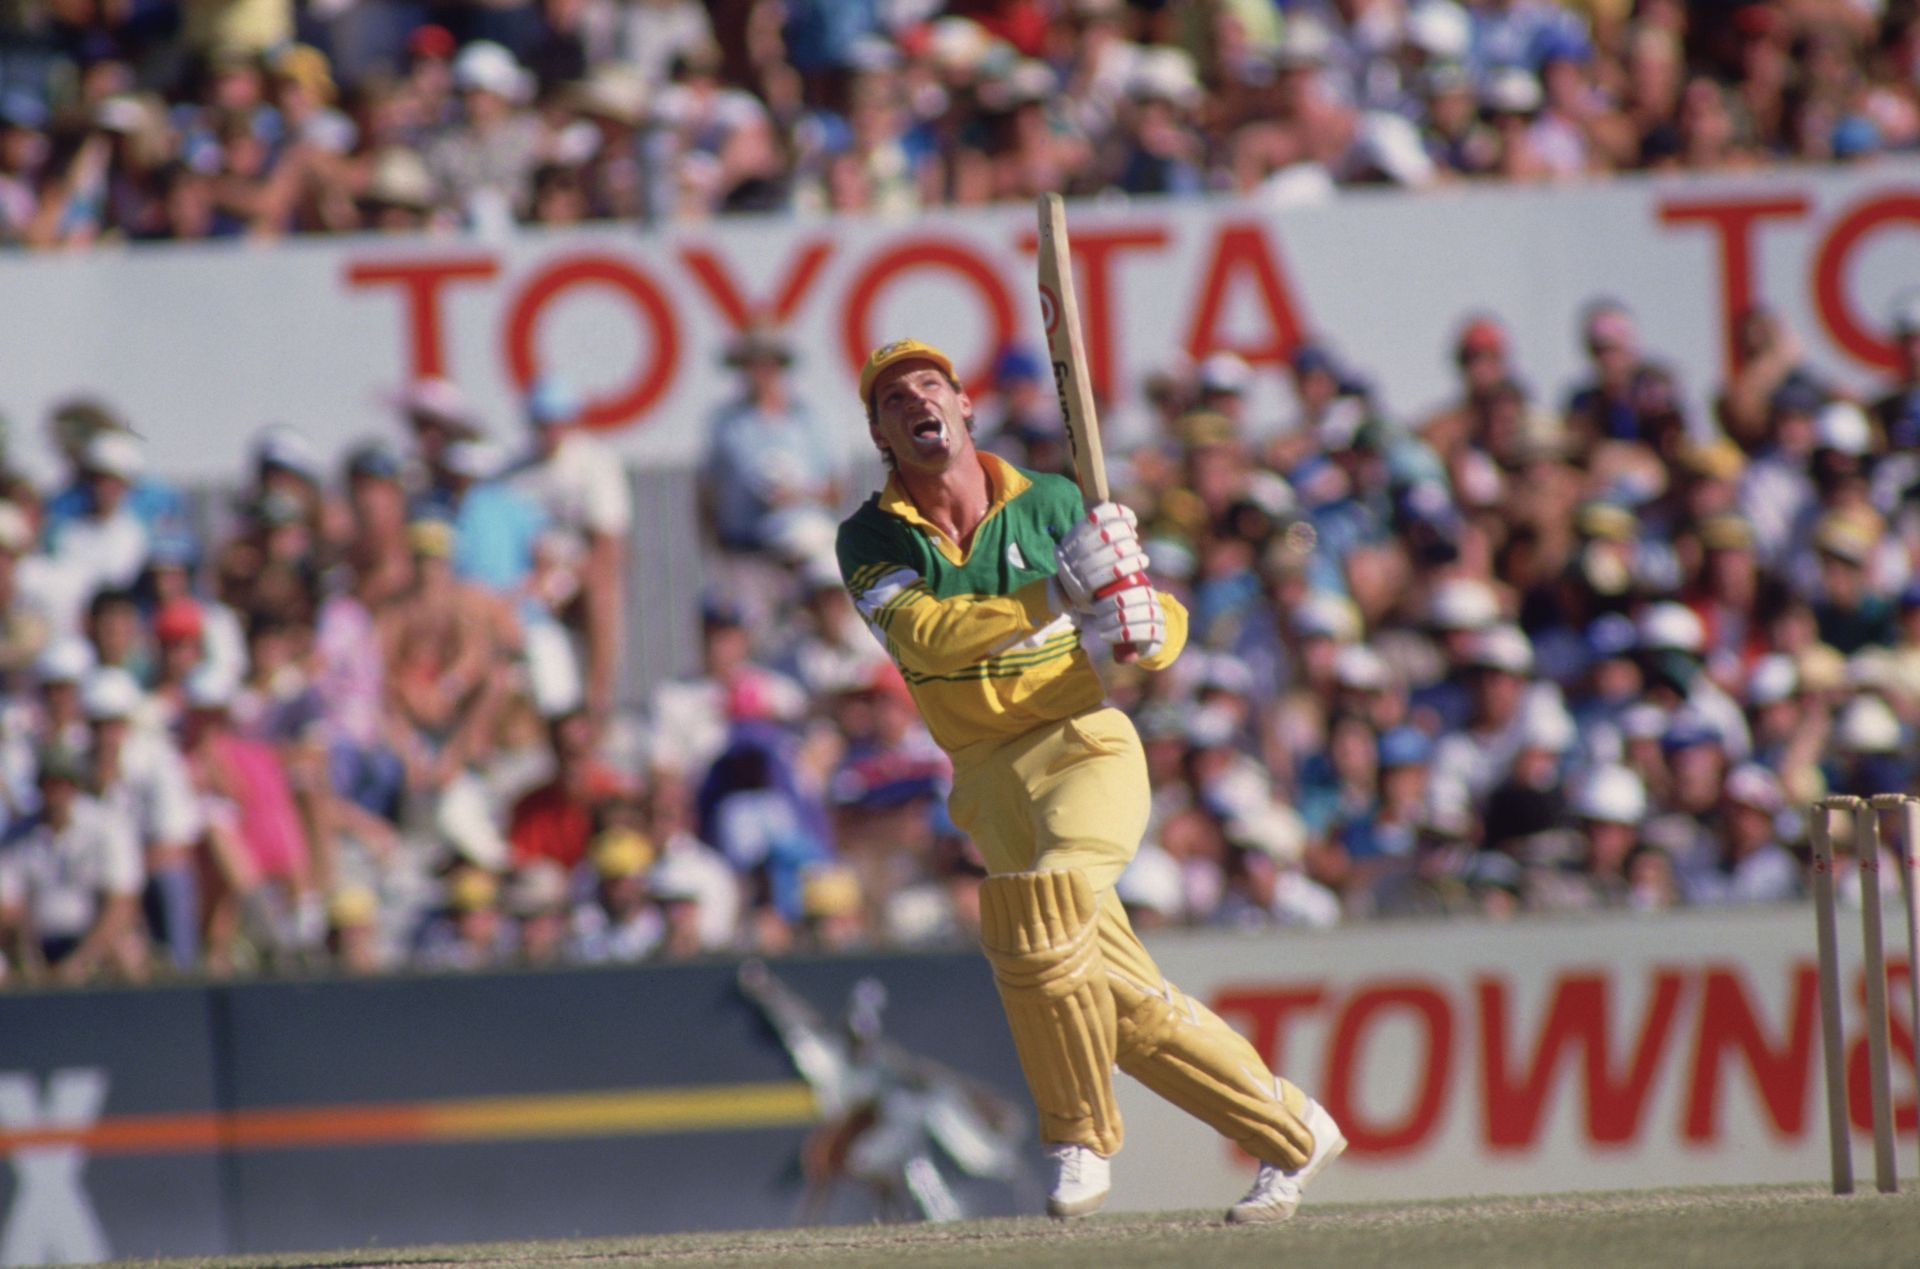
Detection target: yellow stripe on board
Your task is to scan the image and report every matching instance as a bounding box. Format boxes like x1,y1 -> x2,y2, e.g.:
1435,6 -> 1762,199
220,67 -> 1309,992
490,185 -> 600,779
422,1082 -> 820,1142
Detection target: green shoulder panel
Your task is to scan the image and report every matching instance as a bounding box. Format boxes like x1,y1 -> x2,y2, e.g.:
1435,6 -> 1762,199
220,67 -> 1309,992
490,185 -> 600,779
836,496 -> 927,593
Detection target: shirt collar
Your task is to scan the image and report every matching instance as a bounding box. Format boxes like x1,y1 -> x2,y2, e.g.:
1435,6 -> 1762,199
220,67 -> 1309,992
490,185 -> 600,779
879,452 -> 1032,559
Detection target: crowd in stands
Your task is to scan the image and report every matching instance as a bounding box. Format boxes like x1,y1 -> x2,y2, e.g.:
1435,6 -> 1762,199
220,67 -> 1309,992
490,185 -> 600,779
6,278 -> 1920,985
1,0 -> 1919,245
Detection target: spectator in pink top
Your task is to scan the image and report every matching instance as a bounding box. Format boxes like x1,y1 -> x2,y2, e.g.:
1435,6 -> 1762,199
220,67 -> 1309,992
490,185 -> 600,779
182,668 -> 315,972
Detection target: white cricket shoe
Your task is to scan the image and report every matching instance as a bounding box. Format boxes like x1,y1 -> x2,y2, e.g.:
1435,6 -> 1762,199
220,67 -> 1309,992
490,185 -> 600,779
1226,1097 -> 1347,1224
1044,1143 -> 1112,1219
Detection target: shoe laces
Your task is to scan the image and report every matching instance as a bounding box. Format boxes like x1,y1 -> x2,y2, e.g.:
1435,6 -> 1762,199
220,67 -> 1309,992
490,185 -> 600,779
1049,1144 -> 1091,1184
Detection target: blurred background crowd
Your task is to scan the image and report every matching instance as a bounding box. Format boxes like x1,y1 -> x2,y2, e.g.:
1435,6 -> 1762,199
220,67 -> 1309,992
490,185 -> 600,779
4,0 -> 1920,988
6,276 -> 1920,985
0,0 -> 1918,245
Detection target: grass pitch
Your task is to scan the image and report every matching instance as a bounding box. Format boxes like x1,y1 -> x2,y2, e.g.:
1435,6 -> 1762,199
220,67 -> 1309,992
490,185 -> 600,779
116,1186 -> 1920,1269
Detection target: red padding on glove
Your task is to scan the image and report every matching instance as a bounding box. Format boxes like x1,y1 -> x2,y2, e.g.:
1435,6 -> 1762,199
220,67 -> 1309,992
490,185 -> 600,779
1092,572 -> 1150,601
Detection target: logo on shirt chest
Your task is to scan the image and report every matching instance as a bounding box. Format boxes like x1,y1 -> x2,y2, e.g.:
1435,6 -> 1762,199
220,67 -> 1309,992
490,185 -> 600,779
1007,542 -> 1027,571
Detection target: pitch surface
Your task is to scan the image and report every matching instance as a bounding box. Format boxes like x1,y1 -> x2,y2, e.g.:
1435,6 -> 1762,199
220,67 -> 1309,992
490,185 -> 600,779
110,1186 -> 1920,1269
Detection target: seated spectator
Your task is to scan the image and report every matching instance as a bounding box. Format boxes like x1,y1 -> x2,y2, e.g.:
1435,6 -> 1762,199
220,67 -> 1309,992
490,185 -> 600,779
415,864 -> 517,972
48,432 -> 152,608
700,323 -> 842,559
0,744 -> 146,985
1682,763 -> 1799,905
506,375 -> 628,719
181,669 -> 317,973
1529,763 -> 1645,912
379,518 -> 518,789
506,705 -> 632,870
569,828 -> 664,963
504,859 -> 574,967
82,668 -> 201,973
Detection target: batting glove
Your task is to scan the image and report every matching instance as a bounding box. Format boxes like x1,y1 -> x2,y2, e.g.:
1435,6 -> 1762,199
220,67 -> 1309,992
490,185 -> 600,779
1087,582 -> 1165,661
1054,503 -> 1149,611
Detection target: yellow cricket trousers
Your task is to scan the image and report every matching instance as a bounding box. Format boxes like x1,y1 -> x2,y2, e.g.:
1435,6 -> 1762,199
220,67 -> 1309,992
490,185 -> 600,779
948,707 -> 1313,1165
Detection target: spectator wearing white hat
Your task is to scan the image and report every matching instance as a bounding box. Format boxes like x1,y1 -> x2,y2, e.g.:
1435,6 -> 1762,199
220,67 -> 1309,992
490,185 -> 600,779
40,398 -> 191,571
648,41 -> 781,220
1483,701 -> 1575,854
1430,623 -> 1562,801
395,376 -> 484,513
508,373 -> 631,719
1680,763 -> 1799,906
1830,692 -> 1908,800
0,742 -> 146,985
428,41 -> 543,229
1781,401 -> 1884,594
83,667 -> 203,970
47,430 -> 151,605
1636,601 -> 1752,761
1115,840 -> 1185,932
1409,576 -> 1501,733
1528,763 -> 1646,912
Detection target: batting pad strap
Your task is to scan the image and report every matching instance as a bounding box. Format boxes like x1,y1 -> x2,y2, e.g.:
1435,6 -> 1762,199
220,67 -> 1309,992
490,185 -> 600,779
979,870 -> 1122,1156
1107,969 -> 1313,1170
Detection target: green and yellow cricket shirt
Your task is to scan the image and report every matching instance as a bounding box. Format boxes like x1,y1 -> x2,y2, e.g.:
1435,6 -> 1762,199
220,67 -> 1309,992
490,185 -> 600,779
836,453 -> 1187,755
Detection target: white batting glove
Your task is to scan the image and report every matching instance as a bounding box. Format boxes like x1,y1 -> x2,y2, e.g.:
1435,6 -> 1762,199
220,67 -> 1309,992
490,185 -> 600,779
1054,503 -> 1148,611
1087,583 -> 1165,661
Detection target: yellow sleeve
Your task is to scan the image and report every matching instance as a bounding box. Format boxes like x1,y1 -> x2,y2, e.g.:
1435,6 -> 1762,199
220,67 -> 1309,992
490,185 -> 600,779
1136,589 -> 1188,672
850,567 -> 1060,677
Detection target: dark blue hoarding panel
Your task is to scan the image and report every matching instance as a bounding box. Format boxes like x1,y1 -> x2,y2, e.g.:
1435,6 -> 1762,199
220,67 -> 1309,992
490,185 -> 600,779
0,987 -> 229,1263
215,952 -> 1025,1254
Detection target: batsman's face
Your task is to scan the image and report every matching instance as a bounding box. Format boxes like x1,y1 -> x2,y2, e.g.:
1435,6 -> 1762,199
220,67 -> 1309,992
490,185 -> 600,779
871,360 -> 973,472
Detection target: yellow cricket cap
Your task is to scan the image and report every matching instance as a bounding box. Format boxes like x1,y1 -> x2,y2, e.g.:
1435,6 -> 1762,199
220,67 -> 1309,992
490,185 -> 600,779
407,518 -> 456,558
801,864 -> 862,919
448,868 -> 500,913
1576,501 -> 1637,543
859,339 -> 956,406
591,828 -> 655,879
1697,513 -> 1753,552
328,886 -> 378,928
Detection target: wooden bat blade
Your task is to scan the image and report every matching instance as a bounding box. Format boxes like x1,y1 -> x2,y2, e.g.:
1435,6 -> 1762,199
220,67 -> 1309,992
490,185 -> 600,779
1036,192 -> 1111,507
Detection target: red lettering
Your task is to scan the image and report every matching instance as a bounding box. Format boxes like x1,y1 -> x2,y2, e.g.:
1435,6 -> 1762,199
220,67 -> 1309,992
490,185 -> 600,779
841,238 -> 1018,390
1845,959 -> 1917,1132
1214,985 -> 1325,1079
1323,984 -> 1452,1156
1681,965 -> 1816,1142
1478,971 -> 1685,1149
503,254 -> 680,429
1015,225 -> 1170,403
679,239 -> 833,331
1183,222 -> 1308,375
1814,194 -> 1920,373
1658,196 -> 1809,382
344,256 -> 500,380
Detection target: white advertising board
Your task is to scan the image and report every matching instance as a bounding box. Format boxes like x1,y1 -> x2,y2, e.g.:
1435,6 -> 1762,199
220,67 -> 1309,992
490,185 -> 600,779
1,162 -> 1918,483
1110,904 -> 1913,1209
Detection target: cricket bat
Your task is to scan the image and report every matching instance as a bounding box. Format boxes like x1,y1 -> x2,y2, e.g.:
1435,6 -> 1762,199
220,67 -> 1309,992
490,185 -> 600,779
1036,192 -> 1112,507
1036,192 -> 1136,660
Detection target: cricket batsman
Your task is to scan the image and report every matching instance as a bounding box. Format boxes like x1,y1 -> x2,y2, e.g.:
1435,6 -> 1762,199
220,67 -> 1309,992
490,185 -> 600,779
836,339 -> 1344,1222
